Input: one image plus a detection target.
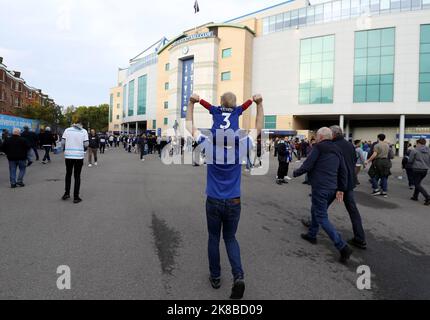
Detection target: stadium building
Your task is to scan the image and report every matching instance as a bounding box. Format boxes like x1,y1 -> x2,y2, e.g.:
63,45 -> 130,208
109,0 -> 430,156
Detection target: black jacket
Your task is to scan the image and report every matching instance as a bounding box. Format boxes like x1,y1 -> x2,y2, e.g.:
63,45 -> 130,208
2,136 -> 30,161
333,137 -> 356,191
21,130 -> 38,147
294,140 -> 348,192
88,134 -> 100,148
39,132 -> 55,146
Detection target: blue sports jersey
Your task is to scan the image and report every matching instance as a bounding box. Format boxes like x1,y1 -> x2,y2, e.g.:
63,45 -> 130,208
198,133 -> 252,200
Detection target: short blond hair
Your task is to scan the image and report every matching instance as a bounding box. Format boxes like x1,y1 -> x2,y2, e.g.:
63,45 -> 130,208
221,92 -> 237,108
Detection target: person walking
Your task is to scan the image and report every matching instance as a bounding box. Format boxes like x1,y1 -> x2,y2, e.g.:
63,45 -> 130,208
294,127 -> 353,264
402,143 -> 415,190
99,133 -> 107,154
354,140 -> 366,185
39,127 -> 55,164
186,92 -> 264,300
366,134 -> 392,197
276,137 -> 292,185
2,128 -> 30,188
61,123 -> 89,204
408,138 -> 430,206
88,129 -> 99,167
138,134 -> 147,162
21,125 -> 39,164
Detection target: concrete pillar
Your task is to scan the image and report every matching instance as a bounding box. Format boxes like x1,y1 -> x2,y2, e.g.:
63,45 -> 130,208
345,121 -> 350,141
339,115 -> 345,132
127,123 -> 130,135
136,122 -> 139,135
399,115 -> 406,158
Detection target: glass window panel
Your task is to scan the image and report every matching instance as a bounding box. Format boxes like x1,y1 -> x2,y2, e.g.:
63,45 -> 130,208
263,18 -> 269,35
370,0 -> 380,12
312,37 -> 323,53
367,85 -> 380,101
322,87 -> 334,103
360,0 -> 370,14
420,54 -> 430,72
381,46 -> 395,56
301,39 -> 312,55
315,5 -> 324,23
342,0 -> 351,18
323,51 -> 335,61
301,54 -> 312,63
381,28 -> 395,46
283,11 -> 291,28
351,0 -> 360,16
354,85 -> 367,102
421,44 -> 430,54
299,8 -> 307,25
299,89 -> 309,105
368,57 -> 381,75
269,16 -> 276,32
300,79 -> 311,88
312,53 -> 322,63
300,63 -> 311,81
291,10 -> 299,27
381,0 -> 391,10
391,0 -> 401,11
222,48 -> 232,58
420,73 -> 430,83
419,83 -> 430,101
381,56 -> 395,74
401,0 -> 411,10
310,88 -> 322,104
421,25 -> 430,43
311,78 -> 322,88
275,13 -> 284,31
368,29 -> 381,47
323,35 -> 335,52
333,1 -> 342,20
354,75 -> 367,85
411,0 -> 421,9
311,63 -> 322,79
380,74 -> 394,84
424,0 -> 430,8
324,3 -> 333,22
355,58 -> 368,75
307,7 -> 315,25
356,48 -> 367,58
380,84 -> 394,101
322,61 -> 334,78
356,31 -> 368,48
368,47 -> 381,57
367,75 -> 380,85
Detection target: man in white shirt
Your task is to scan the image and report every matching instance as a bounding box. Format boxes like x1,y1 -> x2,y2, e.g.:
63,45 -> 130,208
61,123 -> 89,204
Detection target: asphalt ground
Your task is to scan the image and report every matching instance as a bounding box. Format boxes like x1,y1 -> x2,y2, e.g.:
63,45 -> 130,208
0,147 -> 429,300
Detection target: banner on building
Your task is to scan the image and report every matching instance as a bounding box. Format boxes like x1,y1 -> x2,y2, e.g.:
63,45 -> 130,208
181,58 -> 194,119
0,114 -> 40,133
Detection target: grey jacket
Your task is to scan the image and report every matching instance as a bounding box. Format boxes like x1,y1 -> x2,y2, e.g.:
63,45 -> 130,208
408,146 -> 430,171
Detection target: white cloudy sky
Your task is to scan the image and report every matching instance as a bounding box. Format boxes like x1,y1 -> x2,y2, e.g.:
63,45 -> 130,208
0,0 -> 286,107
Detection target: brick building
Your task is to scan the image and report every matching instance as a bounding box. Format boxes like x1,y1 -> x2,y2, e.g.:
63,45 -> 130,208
0,57 -> 55,115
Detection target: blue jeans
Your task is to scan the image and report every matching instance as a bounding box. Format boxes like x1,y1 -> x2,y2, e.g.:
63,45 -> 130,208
206,197 -> 244,280
308,188 -> 347,251
371,176 -> 388,192
9,160 -> 27,185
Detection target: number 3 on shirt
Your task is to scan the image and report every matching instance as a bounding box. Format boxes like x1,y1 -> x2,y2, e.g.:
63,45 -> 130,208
220,113 -> 231,129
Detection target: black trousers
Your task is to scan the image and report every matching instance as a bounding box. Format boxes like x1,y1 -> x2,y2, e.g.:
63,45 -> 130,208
100,143 -> 106,154
32,146 -> 39,160
413,170 -> 430,200
277,161 -> 289,180
65,159 -> 84,198
43,146 -> 51,161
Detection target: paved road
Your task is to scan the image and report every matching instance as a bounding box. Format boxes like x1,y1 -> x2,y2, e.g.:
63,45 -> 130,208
0,148 -> 429,300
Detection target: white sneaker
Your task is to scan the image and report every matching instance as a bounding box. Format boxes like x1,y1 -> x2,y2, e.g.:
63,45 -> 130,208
94,162 -> 98,166
141,159 -> 145,162
88,164 -> 92,167
286,176 -> 292,181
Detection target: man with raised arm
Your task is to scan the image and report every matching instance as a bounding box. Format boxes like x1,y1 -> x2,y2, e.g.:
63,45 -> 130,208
186,92 -> 264,300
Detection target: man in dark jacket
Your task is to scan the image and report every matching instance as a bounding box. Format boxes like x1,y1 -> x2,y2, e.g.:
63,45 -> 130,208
39,127 -> 55,164
330,126 -> 367,249
2,128 -> 30,188
408,138 -> 430,205
294,127 -> 353,264
21,125 -> 39,163
88,129 -> 100,167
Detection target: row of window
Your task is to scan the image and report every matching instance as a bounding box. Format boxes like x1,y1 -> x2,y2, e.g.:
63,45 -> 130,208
262,0 -> 430,35
299,25 -> 430,105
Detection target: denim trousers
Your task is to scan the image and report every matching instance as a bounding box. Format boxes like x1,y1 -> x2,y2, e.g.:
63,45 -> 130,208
9,160 -> 27,185
206,196 -> 244,280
